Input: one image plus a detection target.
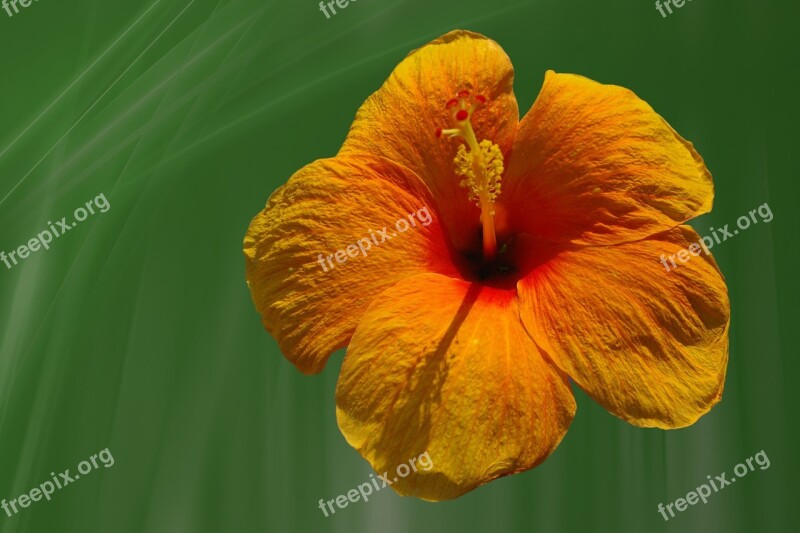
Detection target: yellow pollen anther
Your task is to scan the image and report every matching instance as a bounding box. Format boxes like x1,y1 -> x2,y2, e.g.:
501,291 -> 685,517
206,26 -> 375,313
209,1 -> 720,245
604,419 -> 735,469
454,141 -> 504,211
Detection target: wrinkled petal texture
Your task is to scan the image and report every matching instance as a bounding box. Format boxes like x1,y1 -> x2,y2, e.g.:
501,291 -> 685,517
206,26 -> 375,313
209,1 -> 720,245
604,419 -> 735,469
244,155 -> 458,374
340,30 -> 519,251
336,273 -> 576,501
503,71 -> 714,246
518,226 -> 730,428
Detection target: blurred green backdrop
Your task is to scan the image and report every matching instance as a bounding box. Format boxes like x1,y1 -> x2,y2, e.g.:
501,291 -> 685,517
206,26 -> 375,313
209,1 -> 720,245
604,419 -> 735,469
0,0 -> 797,532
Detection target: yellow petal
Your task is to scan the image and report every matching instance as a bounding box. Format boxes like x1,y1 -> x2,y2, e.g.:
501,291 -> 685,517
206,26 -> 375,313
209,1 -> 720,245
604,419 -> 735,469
502,71 -> 714,245
340,30 -> 519,251
336,273 -> 575,501
517,226 -> 730,428
244,156 -> 458,374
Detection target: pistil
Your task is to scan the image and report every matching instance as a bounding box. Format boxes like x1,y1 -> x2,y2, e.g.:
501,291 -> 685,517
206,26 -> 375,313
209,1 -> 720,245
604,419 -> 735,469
437,91 -> 504,261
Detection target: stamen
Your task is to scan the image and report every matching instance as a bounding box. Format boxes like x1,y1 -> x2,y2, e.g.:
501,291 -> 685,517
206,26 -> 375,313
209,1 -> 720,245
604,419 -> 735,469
455,141 -> 504,209
436,90 -> 504,261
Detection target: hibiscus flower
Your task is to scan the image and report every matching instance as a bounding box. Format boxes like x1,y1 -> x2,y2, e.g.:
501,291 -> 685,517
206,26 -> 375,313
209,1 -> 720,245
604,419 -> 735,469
243,30 -> 729,501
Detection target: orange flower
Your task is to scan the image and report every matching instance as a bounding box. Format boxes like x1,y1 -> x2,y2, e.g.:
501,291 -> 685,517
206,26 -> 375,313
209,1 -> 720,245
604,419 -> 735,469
243,30 -> 729,501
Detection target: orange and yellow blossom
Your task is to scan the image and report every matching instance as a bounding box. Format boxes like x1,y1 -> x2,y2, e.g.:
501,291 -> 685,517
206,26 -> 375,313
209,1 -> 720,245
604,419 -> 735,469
243,30 -> 729,501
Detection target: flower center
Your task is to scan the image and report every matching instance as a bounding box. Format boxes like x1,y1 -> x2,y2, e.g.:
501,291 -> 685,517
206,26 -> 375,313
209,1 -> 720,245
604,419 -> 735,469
436,90 -> 504,261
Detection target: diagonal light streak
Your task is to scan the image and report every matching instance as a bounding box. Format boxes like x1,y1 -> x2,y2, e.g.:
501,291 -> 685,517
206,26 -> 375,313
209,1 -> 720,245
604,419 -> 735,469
0,0 -> 195,209
0,0 -> 162,162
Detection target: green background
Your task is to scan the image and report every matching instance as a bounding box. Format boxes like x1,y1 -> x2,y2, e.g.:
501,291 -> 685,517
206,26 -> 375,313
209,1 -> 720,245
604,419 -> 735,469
0,0 -> 797,531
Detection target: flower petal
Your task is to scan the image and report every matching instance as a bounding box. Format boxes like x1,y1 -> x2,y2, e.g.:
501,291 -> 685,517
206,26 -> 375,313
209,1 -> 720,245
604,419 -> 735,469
517,226 -> 730,428
244,155 -> 458,374
336,273 -> 575,501
502,71 -> 714,245
340,30 -> 519,250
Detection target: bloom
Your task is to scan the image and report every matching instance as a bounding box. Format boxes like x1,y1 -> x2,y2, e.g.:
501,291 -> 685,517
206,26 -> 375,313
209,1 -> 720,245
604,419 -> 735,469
244,30 -> 729,501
